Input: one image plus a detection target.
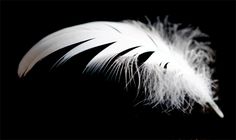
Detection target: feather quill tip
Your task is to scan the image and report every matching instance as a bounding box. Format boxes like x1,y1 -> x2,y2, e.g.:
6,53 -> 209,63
209,101 -> 224,118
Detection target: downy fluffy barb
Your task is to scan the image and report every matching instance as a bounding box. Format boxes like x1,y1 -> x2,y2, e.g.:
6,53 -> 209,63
18,19 -> 224,118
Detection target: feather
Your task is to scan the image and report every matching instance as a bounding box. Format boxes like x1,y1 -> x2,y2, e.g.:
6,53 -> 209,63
18,19 -> 224,118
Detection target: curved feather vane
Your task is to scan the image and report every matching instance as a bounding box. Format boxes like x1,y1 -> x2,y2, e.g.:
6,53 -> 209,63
18,20 -> 224,118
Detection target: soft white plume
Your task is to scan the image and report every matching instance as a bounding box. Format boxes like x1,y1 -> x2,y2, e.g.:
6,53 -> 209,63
18,19 -> 223,118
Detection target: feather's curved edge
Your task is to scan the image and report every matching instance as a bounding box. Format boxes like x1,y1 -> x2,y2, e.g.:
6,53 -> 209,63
17,21 -> 124,77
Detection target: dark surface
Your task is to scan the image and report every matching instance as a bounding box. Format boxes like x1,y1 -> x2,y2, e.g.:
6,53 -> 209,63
1,0 -> 235,139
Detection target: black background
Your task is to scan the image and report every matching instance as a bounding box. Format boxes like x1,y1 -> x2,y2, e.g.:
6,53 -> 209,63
1,0 -> 235,139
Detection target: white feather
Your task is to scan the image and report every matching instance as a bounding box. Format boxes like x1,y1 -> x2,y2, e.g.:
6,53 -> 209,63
18,20 -> 224,118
